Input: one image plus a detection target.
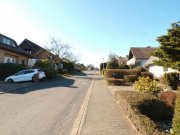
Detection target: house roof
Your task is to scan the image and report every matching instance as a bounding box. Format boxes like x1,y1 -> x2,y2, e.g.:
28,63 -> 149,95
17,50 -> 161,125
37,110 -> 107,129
0,34 -> 31,57
19,39 -> 59,60
19,39 -> 45,54
129,47 -> 157,59
143,56 -> 159,67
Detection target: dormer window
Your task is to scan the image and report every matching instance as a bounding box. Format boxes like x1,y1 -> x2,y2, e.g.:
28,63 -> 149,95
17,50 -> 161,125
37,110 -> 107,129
2,37 -> 16,47
3,38 -> 10,45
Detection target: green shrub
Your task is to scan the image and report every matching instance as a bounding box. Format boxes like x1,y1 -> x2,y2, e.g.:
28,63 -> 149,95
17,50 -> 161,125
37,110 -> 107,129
106,78 -> 125,85
133,77 -> 163,95
124,75 -> 138,83
141,72 -> 154,79
33,60 -> 57,79
0,63 -> 25,81
173,91 -> 180,134
163,72 -> 179,90
115,91 -> 170,135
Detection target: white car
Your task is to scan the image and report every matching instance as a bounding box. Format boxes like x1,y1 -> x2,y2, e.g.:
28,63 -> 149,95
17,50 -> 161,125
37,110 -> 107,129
5,69 -> 46,83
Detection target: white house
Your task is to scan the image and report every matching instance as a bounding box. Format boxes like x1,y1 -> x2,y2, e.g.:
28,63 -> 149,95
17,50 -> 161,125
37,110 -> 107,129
127,47 -> 157,66
126,47 -> 179,78
143,56 -> 179,78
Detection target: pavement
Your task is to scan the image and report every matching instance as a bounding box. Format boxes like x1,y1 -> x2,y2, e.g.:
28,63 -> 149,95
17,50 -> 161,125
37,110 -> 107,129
80,75 -> 137,135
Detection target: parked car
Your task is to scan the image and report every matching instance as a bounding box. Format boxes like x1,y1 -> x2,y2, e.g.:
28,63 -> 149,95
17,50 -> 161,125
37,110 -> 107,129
5,69 -> 46,83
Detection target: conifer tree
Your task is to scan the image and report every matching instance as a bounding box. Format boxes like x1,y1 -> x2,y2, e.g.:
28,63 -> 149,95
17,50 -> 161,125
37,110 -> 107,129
153,22 -> 180,70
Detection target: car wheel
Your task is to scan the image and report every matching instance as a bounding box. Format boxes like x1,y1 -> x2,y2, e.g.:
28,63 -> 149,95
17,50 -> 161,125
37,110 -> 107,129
7,79 -> 13,83
32,76 -> 35,82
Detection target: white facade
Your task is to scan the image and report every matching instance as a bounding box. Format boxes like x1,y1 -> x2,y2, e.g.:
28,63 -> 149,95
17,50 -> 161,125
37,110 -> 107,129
148,66 -> 164,78
149,65 -> 179,78
28,59 -> 37,67
127,57 -> 148,66
127,57 -> 136,65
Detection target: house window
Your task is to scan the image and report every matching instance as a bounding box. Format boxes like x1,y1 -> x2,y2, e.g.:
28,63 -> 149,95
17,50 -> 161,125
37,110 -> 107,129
26,50 -> 32,54
4,57 -> 16,64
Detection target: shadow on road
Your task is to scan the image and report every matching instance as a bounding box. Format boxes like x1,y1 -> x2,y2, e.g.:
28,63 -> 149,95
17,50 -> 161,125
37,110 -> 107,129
0,76 -> 77,94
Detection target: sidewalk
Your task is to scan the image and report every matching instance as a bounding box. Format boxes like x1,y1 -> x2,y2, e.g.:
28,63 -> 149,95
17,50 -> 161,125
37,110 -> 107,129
80,76 -> 137,135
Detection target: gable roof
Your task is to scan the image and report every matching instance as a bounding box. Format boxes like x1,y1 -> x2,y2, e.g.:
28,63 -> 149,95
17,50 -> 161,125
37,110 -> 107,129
129,47 -> 157,59
0,34 -> 31,57
19,39 -> 59,60
19,39 -> 45,54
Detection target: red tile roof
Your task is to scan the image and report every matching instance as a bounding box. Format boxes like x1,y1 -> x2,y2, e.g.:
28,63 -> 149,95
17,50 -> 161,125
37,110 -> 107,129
130,47 -> 157,59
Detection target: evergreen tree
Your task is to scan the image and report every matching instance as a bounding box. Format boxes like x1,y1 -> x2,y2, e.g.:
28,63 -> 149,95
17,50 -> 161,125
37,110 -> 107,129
153,22 -> 180,70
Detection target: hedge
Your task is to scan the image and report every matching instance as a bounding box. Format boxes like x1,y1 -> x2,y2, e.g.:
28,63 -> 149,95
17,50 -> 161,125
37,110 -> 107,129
141,72 -> 154,79
124,75 -> 138,83
159,91 -> 176,114
106,78 -> 125,85
173,91 -> 180,134
0,63 -> 25,81
114,91 -> 171,135
104,68 -> 141,79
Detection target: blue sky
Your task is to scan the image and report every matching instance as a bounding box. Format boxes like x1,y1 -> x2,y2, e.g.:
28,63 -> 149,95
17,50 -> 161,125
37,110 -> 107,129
0,0 -> 179,67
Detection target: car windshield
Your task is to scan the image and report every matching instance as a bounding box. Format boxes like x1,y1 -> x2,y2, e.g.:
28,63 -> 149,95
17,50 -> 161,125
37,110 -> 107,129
15,71 -> 24,76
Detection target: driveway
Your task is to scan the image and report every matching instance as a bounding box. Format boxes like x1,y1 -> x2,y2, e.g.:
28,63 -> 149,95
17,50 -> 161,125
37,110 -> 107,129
0,71 -> 95,135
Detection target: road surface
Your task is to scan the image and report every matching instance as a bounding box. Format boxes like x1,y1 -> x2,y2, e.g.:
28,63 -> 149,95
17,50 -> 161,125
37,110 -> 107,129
0,71 -> 95,135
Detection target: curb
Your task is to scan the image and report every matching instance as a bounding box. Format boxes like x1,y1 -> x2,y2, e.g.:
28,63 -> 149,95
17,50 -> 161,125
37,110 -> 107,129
70,76 -> 95,135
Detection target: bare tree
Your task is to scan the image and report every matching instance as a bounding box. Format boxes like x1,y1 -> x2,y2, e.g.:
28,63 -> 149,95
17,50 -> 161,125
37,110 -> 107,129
118,56 -> 128,66
44,37 -> 80,65
66,52 -> 80,63
46,37 -> 70,59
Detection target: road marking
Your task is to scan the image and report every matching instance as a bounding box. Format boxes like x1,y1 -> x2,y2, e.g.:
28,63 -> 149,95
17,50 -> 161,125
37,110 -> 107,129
70,76 -> 95,135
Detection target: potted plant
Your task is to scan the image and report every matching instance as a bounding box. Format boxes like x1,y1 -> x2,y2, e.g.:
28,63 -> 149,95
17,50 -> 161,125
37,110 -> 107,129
163,72 -> 179,90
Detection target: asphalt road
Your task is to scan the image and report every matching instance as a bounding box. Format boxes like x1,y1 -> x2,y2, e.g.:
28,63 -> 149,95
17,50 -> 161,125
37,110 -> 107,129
0,71 -> 96,135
